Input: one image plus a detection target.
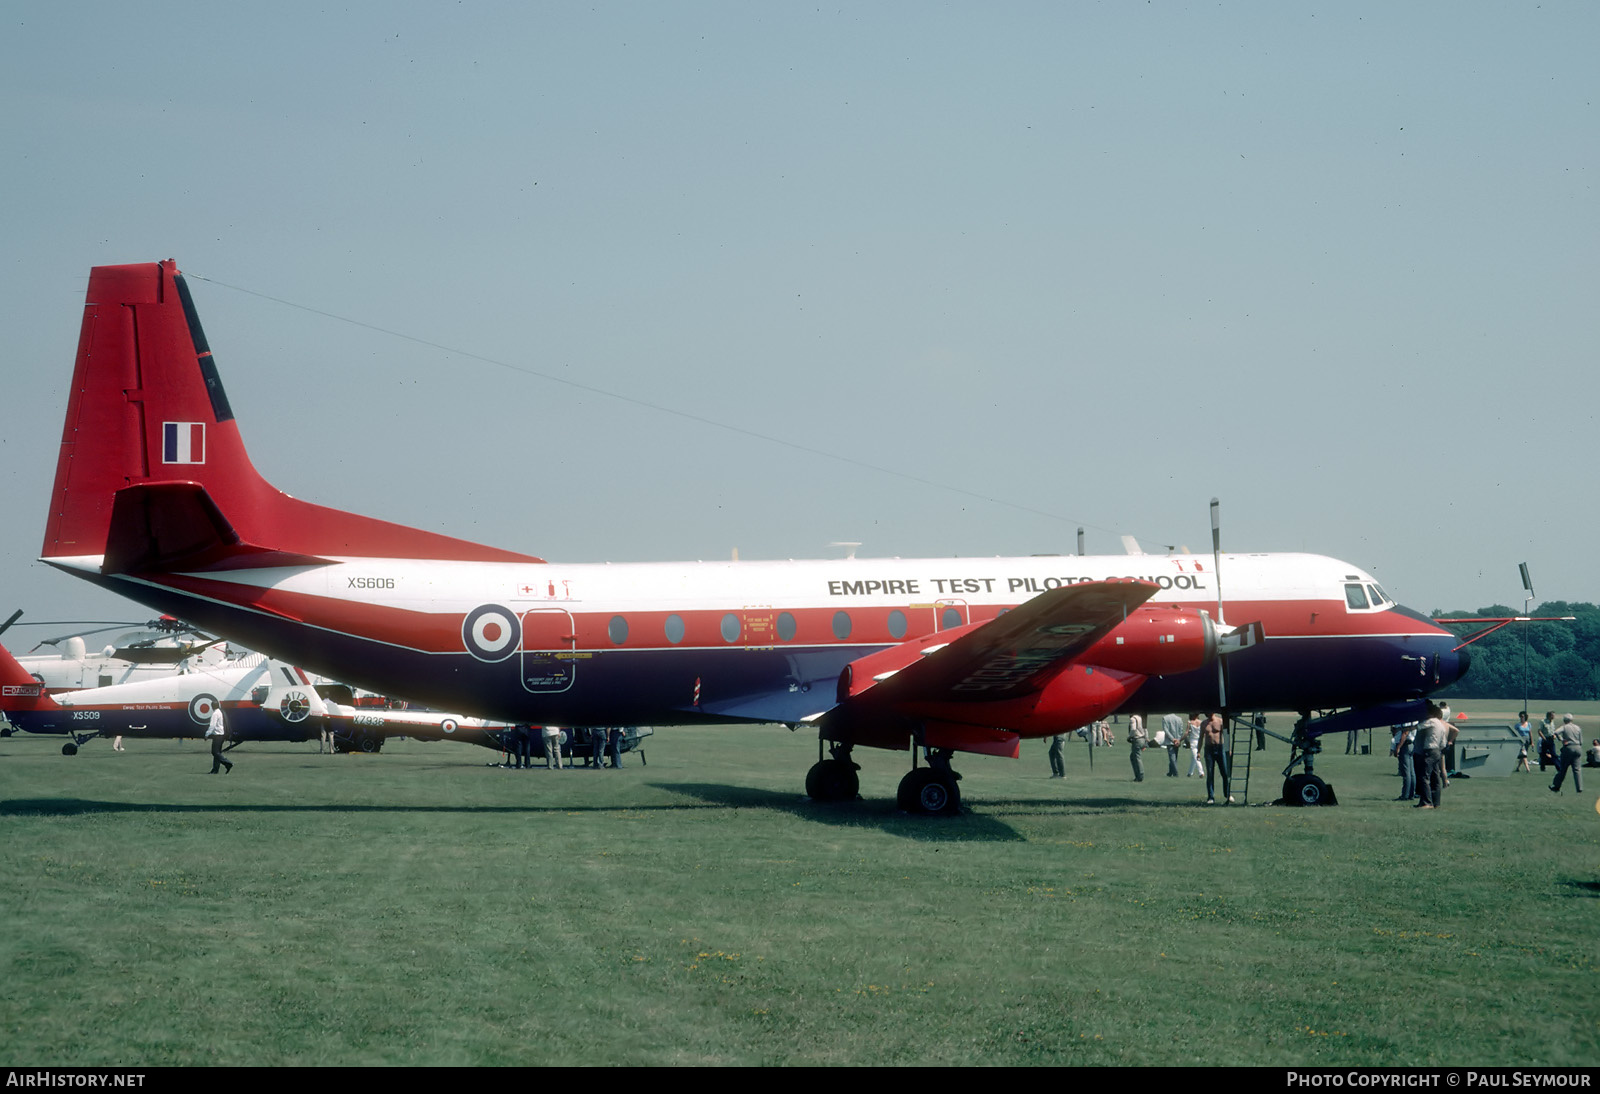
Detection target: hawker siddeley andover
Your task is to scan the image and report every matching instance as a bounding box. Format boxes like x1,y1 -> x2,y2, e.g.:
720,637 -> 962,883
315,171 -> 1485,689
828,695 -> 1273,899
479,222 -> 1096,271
32,261 -> 1469,812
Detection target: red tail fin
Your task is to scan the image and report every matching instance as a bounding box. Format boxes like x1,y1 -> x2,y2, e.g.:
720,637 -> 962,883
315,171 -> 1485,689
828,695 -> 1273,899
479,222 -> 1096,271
0,643 -> 58,712
43,261 -> 540,569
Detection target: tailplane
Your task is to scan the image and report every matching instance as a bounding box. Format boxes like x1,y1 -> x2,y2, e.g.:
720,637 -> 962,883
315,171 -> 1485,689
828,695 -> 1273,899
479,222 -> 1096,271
43,261 -> 541,572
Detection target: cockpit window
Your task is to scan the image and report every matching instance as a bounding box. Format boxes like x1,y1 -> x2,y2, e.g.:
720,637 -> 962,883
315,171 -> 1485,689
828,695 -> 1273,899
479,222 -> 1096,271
1368,584 -> 1391,606
1344,583 -> 1370,610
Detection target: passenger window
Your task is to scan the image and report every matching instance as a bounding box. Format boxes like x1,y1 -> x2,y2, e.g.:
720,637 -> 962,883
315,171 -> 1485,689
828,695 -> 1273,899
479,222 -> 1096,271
607,616 -> 628,645
941,607 -> 963,629
721,613 -> 741,643
776,612 -> 797,642
664,615 -> 686,644
832,611 -> 852,640
888,610 -> 908,640
1344,584 -> 1370,610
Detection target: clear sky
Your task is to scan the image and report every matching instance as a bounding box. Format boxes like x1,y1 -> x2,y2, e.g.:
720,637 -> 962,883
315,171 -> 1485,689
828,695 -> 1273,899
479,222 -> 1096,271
2,2 -> 1595,637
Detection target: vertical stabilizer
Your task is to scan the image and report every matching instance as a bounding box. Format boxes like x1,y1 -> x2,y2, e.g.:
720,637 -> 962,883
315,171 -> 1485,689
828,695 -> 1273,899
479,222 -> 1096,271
0,642 -> 58,712
42,261 -> 541,568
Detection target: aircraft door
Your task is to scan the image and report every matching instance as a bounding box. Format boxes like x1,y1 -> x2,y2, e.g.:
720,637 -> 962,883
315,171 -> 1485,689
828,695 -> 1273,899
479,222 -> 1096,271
521,609 -> 576,694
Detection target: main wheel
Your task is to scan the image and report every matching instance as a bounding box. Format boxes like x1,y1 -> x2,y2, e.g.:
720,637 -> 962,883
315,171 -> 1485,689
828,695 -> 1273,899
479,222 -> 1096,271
897,768 -> 961,816
62,742 -> 78,756
805,759 -> 860,802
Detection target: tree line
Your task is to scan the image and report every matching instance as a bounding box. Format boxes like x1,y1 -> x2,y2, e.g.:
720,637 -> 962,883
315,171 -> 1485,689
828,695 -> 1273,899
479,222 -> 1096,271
1433,602 -> 1600,701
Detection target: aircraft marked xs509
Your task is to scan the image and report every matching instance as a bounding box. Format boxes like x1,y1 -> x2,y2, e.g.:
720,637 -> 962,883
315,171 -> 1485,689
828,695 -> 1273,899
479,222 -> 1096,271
27,261 -> 1469,812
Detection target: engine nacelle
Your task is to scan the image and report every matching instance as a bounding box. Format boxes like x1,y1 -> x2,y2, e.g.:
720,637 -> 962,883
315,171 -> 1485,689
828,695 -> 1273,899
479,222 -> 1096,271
1078,605 -> 1217,677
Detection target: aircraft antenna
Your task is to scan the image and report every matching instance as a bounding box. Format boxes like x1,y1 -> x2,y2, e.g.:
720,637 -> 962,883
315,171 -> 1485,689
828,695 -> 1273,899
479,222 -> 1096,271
1077,528 -> 1084,556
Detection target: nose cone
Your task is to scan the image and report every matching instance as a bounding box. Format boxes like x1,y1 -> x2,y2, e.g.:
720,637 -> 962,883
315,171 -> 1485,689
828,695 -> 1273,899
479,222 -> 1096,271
1393,604 -> 1472,695
1414,610 -> 1470,691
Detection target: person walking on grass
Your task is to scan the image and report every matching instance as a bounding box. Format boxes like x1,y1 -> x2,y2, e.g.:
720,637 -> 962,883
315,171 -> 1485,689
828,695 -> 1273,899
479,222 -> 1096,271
1550,715 -> 1584,794
206,704 -> 233,775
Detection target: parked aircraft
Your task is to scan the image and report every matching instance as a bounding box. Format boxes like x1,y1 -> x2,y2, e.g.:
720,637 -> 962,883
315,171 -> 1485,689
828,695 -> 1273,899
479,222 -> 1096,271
1,613 -> 236,696
0,639 -> 518,756
34,261 -> 1470,810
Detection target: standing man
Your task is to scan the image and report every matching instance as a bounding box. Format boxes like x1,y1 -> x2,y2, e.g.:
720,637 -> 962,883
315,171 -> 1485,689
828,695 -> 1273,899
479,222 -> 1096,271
542,724 -> 564,770
1162,713 -> 1183,777
1202,713 -> 1231,804
206,703 -> 233,774
1393,723 -> 1415,802
1414,703 -> 1449,809
1047,733 -> 1066,779
1539,712 -> 1557,771
1127,713 -> 1147,782
1550,714 -> 1584,794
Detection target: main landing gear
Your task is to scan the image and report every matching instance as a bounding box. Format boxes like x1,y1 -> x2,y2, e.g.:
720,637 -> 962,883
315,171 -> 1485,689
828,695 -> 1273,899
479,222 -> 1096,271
803,737 -> 962,816
805,741 -> 860,803
897,751 -> 961,816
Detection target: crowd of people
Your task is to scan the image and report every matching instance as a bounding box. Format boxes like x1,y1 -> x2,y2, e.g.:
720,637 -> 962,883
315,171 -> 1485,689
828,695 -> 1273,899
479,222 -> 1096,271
1050,711 -> 1236,804
494,725 -> 633,770
1048,705 -> 1591,808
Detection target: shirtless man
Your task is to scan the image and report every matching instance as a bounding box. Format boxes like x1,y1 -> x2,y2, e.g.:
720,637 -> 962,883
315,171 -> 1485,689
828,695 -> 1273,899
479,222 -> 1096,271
1202,713 -> 1231,804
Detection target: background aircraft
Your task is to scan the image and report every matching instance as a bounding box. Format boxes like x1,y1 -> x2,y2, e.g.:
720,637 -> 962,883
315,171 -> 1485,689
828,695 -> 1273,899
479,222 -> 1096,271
0,611 -> 236,695
0,639 -> 518,756
33,261 -> 1470,810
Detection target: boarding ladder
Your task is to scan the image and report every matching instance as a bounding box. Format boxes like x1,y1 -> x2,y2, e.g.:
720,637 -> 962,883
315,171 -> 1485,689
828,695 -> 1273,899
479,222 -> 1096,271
1224,711 -> 1263,804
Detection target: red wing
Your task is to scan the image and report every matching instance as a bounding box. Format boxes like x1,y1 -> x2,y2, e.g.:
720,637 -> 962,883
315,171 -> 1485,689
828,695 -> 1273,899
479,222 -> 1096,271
848,580 -> 1159,706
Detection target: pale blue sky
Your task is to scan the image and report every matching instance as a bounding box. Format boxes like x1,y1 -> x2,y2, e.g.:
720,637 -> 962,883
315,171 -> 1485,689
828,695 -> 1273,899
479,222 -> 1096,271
2,2 -> 1595,631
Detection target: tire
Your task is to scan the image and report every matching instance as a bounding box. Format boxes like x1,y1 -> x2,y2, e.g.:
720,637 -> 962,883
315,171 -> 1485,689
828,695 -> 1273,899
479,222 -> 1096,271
805,759 -> 859,802
62,742 -> 78,756
898,768 -> 961,816
1283,773 -> 1335,806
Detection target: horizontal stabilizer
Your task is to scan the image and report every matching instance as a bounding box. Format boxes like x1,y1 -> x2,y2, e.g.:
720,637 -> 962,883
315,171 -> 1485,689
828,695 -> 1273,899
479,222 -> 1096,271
102,483 -> 333,574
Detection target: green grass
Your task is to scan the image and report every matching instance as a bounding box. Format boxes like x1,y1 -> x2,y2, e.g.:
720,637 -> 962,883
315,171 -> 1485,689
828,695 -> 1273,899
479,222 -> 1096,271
1,701 -> 1596,1066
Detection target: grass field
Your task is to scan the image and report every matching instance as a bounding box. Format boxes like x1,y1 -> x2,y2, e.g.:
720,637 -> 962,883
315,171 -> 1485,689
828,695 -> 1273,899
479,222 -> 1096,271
2,701 -> 1597,1066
